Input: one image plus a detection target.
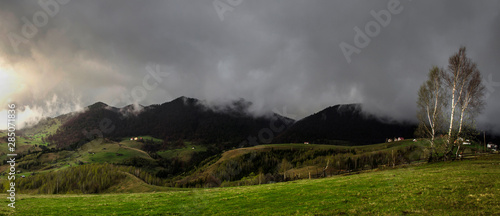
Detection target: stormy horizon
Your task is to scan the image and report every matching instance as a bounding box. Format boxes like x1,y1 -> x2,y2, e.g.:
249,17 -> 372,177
1,0 -> 500,134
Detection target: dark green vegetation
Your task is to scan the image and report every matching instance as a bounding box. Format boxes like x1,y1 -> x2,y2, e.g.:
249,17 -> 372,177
2,138 -> 434,192
175,140 -> 429,188
3,135 -> 489,192
2,163 -> 172,194
1,154 -> 499,215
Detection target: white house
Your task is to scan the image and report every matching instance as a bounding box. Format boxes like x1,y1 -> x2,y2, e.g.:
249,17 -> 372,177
487,142 -> 498,150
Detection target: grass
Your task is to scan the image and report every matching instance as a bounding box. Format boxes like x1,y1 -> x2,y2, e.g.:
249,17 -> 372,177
21,117 -> 62,137
0,134 -> 45,164
0,139 -> 155,177
214,140 -> 426,166
2,154 -> 499,215
104,173 -> 187,193
120,135 -> 163,149
76,139 -> 153,164
0,118 -> 61,163
157,143 -> 207,162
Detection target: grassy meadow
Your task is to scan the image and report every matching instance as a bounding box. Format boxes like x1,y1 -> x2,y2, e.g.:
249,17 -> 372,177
1,154 -> 498,215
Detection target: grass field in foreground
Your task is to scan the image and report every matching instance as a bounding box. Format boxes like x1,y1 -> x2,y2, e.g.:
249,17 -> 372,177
1,154 -> 499,215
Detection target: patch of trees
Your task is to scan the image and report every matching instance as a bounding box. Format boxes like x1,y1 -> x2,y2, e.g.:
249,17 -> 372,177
416,47 -> 486,160
141,138 -> 185,153
119,166 -> 168,186
2,163 -> 171,194
17,160 -> 42,170
118,157 -> 156,168
175,145 -> 423,188
7,163 -> 126,194
152,145 -> 221,178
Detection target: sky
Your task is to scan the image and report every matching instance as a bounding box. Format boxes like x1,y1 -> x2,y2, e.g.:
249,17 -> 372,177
0,0 -> 499,132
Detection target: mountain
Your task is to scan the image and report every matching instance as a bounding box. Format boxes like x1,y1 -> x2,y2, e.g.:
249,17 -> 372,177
274,104 -> 417,145
47,96 -> 294,149
19,112 -> 74,137
40,98 -> 417,150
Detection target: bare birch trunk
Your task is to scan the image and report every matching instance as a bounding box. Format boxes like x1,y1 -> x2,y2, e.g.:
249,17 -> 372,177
447,84 -> 457,150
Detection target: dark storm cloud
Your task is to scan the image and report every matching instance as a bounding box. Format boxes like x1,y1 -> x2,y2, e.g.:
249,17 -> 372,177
0,0 -> 499,132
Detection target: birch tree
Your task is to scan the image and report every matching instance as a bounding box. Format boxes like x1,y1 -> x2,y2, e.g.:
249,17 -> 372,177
443,47 -> 470,155
443,47 -> 485,158
454,67 -> 485,157
457,70 -> 485,135
417,66 -> 445,159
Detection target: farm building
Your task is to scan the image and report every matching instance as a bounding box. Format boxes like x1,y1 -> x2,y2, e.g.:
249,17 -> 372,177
487,142 -> 498,150
393,137 -> 404,141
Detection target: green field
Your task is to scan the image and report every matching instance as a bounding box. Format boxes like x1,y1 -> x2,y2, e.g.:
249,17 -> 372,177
157,142 -> 208,162
77,139 -> 153,163
1,138 -> 158,177
2,154 -> 498,215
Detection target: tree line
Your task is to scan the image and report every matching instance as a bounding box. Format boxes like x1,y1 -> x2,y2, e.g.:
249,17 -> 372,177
175,145 -> 424,188
2,163 -> 169,194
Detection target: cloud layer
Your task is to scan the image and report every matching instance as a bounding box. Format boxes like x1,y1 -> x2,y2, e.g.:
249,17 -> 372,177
0,0 -> 499,132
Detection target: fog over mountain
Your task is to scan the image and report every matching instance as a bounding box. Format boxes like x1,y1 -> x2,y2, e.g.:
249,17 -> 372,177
0,0 -> 499,133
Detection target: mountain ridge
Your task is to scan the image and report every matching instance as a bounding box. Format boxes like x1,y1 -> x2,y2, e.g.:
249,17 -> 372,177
274,103 -> 417,145
19,96 -> 419,149
44,96 -> 294,150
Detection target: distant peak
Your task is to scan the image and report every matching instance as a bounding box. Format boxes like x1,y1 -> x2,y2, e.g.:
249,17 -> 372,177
173,96 -> 194,101
332,103 -> 361,108
334,103 -> 362,111
123,104 -> 144,109
170,96 -> 199,105
87,102 -> 109,109
321,103 -> 362,112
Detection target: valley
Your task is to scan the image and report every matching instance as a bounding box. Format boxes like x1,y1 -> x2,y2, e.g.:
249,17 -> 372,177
0,97 -> 497,215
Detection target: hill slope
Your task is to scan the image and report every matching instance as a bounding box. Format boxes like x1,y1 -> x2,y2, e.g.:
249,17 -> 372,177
275,104 -> 417,145
4,154 -> 499,215
174,140 -> 427,187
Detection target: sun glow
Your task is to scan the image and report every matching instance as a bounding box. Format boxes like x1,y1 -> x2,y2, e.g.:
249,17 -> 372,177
0,66 -> 21,104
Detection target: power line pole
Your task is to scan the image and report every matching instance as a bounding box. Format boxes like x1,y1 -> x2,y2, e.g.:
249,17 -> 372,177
483,131 -> 486,153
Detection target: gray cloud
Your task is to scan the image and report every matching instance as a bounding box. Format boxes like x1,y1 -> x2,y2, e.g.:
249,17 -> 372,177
0,0 -> 499,133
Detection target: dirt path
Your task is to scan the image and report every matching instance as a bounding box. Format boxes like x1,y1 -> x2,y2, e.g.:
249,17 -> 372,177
118,143 -> 153,159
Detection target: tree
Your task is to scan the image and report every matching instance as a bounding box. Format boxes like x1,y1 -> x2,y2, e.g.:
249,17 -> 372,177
454,66 -> 485,157
442,47 -> 485,158
279,158 -> 292,180
417,66 -> 446,159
